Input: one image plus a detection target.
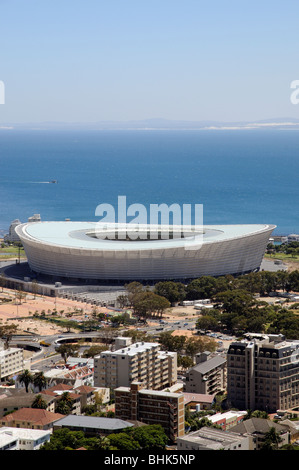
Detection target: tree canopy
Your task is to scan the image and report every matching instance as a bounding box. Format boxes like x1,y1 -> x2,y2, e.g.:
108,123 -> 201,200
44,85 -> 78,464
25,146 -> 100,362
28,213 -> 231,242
40,424 -> 168,451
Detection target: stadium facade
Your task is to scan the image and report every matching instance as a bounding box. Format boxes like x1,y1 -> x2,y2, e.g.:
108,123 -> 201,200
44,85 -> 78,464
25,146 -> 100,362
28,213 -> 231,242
15,221 -> 275,281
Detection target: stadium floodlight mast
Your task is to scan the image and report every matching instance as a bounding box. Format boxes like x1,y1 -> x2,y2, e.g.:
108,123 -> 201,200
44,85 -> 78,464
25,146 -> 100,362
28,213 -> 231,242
95,195 -> 204,250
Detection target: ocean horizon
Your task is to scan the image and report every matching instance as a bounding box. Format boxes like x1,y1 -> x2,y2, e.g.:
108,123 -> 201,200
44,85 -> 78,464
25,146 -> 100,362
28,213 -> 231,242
0,128 -> 298,237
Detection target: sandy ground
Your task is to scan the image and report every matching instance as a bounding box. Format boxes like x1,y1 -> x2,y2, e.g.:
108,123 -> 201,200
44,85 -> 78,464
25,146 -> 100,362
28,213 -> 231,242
1,254 -> 298,339
281,259 -> 299,272
0,286 -> 205,339
0,288 -> 111,336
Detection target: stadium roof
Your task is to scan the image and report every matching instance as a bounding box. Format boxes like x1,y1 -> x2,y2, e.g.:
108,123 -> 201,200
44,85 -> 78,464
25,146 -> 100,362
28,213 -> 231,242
19,221 -> 275,251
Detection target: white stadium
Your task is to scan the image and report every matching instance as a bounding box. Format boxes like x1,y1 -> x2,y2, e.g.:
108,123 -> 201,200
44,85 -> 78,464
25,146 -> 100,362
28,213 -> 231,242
15,221 -> 275,281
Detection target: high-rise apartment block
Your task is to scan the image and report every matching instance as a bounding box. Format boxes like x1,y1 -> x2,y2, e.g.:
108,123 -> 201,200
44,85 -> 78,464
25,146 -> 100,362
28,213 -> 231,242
184,352 -> 226,395
0,348 -> 24,382
115,382 -> 185,442
94,341 -> 177,390
227,334 -> 299,412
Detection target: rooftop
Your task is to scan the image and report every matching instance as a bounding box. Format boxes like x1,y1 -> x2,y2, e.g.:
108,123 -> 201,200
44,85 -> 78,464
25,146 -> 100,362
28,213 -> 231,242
230,417 -> 288,435
54,414 -> 134,431
0,407 -> 64,426
178,426 -> 247,450
208,410 -> 247,423
0,426 -> 50,440
99,341 -> 160,357
183,392 -> 216,405
191,355 -> 227,374
17,221 -> 275,251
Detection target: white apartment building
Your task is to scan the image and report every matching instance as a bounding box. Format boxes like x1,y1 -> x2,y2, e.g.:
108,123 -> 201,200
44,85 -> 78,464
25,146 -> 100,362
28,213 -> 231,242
94,341 -> 177,390
177,427 -> 251,451
0,347 -> 24,382
0,427 -> 51,450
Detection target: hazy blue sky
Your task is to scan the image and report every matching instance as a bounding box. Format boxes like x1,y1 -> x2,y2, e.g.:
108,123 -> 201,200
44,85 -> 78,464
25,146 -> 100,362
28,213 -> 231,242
1,0 -> 299,123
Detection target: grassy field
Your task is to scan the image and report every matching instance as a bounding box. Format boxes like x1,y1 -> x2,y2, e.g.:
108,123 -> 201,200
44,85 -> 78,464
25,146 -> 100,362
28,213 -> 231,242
0,245 -> 26,259
264,253 -> 299,262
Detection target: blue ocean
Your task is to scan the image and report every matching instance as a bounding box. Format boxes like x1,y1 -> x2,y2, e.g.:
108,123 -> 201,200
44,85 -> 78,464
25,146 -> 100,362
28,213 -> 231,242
0,129 -> 298,236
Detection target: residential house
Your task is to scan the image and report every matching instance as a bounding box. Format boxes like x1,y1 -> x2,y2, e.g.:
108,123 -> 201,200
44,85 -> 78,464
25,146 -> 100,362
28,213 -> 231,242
0,407 -> 64,430
229,417 -> 290,450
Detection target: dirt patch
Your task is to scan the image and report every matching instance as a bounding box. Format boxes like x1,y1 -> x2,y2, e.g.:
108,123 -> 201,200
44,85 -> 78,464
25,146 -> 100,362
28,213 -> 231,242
283,259 -> 299,272
165,305 -> 200,320
0,288 -> 111,335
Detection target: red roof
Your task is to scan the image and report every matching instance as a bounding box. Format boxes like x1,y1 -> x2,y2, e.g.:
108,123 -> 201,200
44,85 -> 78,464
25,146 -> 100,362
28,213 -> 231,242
0,408 -> 64,427
183,392 -> 216,404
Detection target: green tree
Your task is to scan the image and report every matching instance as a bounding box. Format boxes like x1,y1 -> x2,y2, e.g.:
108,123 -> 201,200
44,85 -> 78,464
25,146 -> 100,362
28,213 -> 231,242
55,391 -> 74,415
116,294 -> 129,308
177,354 -> 194,370
40,427 -> 110,450
107,432 -> 140,450
185,336 -> 216,360
132,291 -> 170,320
18,369 -> 34,393
0,324 -> 18,349
124,281 -> 144,307
82,345 -> 107,358
159,331 -> 186,353
260,427 -> 283,451
131,425 -> 168,449
154,281 -> 186,304
55,343 -> 79,364
214,289 -> 255,314
31,394 -> 48,409
196,315 -> 219,332
186,276 -> 223,300
108,425 -> 168,450
33,371 -> 48,392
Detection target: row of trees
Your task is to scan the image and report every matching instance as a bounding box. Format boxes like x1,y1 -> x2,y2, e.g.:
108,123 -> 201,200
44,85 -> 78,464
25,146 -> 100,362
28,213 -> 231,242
152,271 -> 299,304
159,331 -> 217,359
267,241 -> 299,258
113,273 -> 299,339
16,369 -> 76,415
194,287 -> 299,339
118,282 -> 171,320
40,424 -> 168,451
18,370 -> 48,393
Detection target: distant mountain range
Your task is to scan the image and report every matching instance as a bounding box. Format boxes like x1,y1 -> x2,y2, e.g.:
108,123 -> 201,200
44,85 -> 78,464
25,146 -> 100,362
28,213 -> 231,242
1,117 -> 299,130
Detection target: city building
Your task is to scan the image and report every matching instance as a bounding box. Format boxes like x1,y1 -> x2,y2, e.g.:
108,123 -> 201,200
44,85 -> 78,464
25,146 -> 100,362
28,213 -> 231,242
0,426 -> 51,450
184,352 -> 226,395
94,341 -> 177,390
0,407 -> 64,430
0,428 -> 18,450
0,347 -> 24,382
40,383 -> 109,413
0,388 -> 55,417
279,419 -> 299,443
207,410 -> 247,430
3,219 -> 21,243
4,214 -> 41,244
41,384 -> 82,415
229,417 -> 290,450
183,392 -> 216,411
53,414 -> 135,436
176,426 -> 252,450
287,234 -> 299,243
227,334 -> 299,412
114,381 -> 185,442
15,221 -> 275,281
42,364 -> 94,388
